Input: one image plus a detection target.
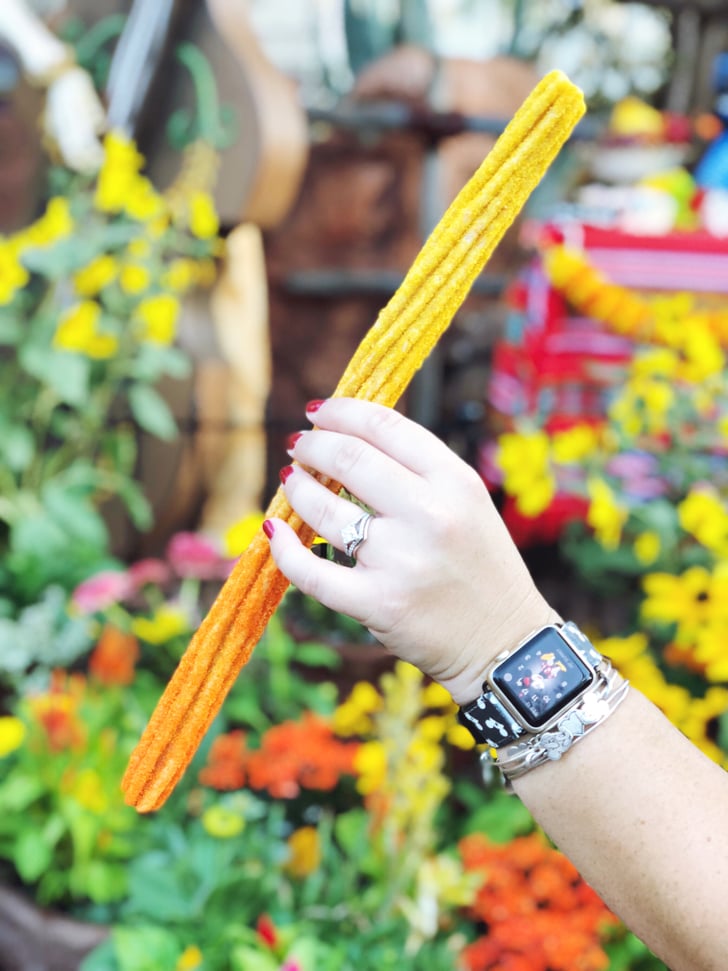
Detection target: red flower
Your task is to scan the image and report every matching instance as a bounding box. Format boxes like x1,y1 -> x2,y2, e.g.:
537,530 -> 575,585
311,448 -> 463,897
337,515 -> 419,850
256,914 -> 278,948
198,730 -> 248,790
89,625 -> 139,686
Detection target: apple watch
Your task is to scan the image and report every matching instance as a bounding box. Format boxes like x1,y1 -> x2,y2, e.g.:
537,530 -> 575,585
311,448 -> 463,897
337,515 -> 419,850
458,621 -> 629,786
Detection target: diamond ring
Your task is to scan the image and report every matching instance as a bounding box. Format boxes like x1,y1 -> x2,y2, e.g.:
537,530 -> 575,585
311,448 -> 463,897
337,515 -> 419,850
340,511 -> 375,559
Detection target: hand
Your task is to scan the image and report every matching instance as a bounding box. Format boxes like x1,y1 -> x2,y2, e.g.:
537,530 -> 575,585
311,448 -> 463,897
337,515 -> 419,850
265,398 -> 557,704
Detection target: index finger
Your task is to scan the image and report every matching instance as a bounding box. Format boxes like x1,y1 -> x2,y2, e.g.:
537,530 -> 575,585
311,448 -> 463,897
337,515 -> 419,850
306,398 -> 459,479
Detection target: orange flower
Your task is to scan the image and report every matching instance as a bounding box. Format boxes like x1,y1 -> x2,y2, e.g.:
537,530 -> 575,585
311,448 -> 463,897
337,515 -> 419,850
459,833 -> 617,971
245,713 -> 359,799
198,730 -> 248,790
28,671 -> 86,752
89,625 -> 140,686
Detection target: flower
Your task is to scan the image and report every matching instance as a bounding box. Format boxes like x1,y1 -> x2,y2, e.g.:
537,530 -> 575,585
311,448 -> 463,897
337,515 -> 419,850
133,294 -> 180,345
94,132 -> 146,214
53,301 -> 119,359
131,604 -> 190,645
678,488 -> 728,559
71,570 -> 132,614
188,191 -> 219,239
176,945 -> 204,971
496,430 -> 555,517
245,713 -> 359,799
0,716 -> 26,758
224,512 -> 265,557
119,263 -> 151,295
333,680 -> 383,736
641,566 -> 712,640
73,255 -> 117,296
69,768 -> 109,814
256,914 -> 278,949
89,625 -> 139,686
166,531 -> 229,580
460,832 -> 617,971
586,477 -> 628,550
285,826 -> 321,878
201,804 -> 245,838
199,730 -> 248,790
633,530 -> 661,565
126,557 -> 171,590
28,673 -> 86,752
0,240 -> 30,304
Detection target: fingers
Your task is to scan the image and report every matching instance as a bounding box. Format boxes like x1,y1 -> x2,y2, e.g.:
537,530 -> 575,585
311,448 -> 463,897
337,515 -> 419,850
265,517 -> 375,623
305,398 -> 458,479
281,463 -> 383,558
287,427 -> 423,518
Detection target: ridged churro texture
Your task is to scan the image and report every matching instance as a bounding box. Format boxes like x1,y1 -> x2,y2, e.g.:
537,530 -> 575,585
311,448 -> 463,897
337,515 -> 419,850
122,70 -> 585,812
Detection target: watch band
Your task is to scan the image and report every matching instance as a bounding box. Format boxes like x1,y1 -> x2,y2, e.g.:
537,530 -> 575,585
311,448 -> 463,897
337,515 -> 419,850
457,621 -> 607,748
488,659 -> 629,792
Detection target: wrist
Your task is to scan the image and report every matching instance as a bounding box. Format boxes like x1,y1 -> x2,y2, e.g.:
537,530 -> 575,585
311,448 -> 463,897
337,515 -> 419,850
446,595 -> 561,706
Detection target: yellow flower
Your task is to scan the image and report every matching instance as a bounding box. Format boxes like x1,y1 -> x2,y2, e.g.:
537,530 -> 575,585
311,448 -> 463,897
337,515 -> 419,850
125,176 -> 165,222
333,680 -> 383,737
134,294 -> 180,345
201,804 -> 245,838
131,605 -> 189,645
119,263 -> 151,295
418,715 -> 449,743
421,681 -> 454,710
127,238 -> 151,260
496,430 -> 555,517
551,423 -> 600,463
162,258 -> 199,293
224,512 -> 265,557
445,722 -> 476,750
188,191 -> 219,239
354,740 -> 388,795
285,825 -> 321,877
176,945 -> 204,971
73,255 -> 117,297
54,301 -> 118,359
15,197 -> 74,250
678,488 -> 728,558
71,768 -> 108,814
586,477 -> 627,550
0,241 -> 29,305
641,566 -> 712,639
0,716 -> 26,757
633,530 -> 661,565
95,132 -> 145,213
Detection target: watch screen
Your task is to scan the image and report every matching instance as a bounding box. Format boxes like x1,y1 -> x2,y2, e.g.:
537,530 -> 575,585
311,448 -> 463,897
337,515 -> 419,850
491,628 -> 594,729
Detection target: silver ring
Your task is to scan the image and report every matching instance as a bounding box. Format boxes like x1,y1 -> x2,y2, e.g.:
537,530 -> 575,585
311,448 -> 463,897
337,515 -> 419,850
340,511 -> 374,559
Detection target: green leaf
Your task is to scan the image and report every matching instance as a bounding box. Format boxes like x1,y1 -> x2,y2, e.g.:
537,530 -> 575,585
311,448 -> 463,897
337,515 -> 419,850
230,945 -> 278,971
111,926 -> 181,971
0,775 -> 45,811
42,481 -> 109,548
14,828 -> 53,882
113,478 -> 153,530
294,641 -> 342,669
128,384 -> 178,441
79,938 -> 118,971
0,316 -> 21,345
458,788 -> 534,843
19,343 -> 91,406
0,423 -> 35,472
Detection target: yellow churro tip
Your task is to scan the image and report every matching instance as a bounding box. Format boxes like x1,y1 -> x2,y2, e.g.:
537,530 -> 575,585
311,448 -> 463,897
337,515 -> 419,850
121,70 -> 585,811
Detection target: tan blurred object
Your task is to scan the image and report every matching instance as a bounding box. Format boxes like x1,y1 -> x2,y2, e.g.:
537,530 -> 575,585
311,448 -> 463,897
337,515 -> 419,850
352,45 -> 539,208
201,223 -> 271,536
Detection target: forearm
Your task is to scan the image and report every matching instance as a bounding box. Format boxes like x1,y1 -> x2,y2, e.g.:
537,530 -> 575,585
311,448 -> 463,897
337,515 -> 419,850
513,688 -> 728,971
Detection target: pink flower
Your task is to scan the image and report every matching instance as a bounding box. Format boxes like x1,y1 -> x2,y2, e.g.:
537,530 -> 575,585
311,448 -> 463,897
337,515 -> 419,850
279,962 -> 302,971
127,557 -> 171,591
71,570 -> 132,614
166,531 -> 227,579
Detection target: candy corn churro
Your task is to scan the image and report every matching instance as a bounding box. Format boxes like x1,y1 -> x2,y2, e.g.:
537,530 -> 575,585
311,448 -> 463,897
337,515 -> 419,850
122,70 -> 585,812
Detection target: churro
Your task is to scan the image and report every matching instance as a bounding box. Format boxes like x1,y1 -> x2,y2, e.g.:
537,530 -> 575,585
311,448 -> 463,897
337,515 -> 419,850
122,70 -> 585,812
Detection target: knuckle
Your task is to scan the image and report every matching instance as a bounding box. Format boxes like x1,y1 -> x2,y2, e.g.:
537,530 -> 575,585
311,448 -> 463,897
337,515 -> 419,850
364,405 -> 403,440
331,438 -> 368,479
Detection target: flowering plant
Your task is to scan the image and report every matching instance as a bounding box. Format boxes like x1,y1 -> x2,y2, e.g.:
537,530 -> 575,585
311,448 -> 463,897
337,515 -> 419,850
0,125 -> 222,607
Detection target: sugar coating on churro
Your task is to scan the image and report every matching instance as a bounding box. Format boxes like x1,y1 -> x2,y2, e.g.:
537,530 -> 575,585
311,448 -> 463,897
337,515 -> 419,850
121,70 -> 585,812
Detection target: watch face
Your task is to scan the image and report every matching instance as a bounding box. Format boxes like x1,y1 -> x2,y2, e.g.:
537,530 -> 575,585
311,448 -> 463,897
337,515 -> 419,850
491,627 -> 595,729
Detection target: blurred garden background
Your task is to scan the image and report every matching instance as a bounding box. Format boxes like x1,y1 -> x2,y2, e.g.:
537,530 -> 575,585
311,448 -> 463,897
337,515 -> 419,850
1,0 -> 728,968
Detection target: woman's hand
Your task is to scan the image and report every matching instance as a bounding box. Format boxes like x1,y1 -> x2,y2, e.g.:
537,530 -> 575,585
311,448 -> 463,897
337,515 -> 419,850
264,398 -> 556,703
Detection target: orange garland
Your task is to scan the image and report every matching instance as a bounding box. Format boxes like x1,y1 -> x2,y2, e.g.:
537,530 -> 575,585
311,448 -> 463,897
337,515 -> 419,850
121,71 -> 585,812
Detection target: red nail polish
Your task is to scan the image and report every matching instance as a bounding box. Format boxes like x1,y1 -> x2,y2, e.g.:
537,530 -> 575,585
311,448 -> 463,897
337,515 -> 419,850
279,464 -> 294,484
286,431 -> 303,451
306,399 -> 325,414
262,519 -> 275,539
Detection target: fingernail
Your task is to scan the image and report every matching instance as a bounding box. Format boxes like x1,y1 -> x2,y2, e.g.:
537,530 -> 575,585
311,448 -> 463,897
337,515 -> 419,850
262,519 -> 275,539
306,399 -> 325,414
286,431 -> 303,452
279,464 -> 294,484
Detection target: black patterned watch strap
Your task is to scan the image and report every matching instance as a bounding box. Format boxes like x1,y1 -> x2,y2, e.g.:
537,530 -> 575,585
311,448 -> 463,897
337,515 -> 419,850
457,690 -> 523,747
